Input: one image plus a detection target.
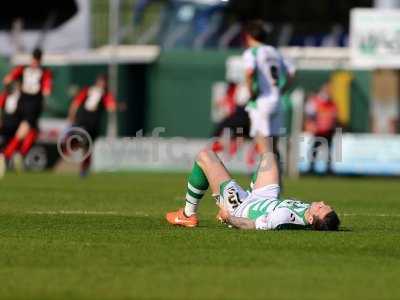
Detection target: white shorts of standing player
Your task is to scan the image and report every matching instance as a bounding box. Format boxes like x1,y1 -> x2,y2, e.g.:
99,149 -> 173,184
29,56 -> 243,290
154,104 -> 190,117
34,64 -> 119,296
246,92 -> 284,138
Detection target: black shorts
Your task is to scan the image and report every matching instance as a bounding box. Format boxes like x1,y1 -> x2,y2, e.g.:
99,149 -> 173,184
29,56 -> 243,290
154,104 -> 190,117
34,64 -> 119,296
212,106 -> 250,138
20,93 -> 43,129
73,124 -> 100,141
0,125 -> 17,150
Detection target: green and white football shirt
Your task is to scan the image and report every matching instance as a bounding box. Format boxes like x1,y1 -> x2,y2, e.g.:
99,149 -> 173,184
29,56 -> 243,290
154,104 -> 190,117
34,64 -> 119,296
235,198 -> 310,230
220,180 -> 310,230
243,45 -> 296,98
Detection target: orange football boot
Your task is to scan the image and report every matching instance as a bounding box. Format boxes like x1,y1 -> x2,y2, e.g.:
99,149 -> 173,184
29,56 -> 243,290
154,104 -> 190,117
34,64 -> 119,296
166,209 -> 198,228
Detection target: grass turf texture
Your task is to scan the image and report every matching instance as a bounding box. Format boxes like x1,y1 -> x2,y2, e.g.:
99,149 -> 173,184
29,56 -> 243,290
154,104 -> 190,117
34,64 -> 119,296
0,173 -> 399,300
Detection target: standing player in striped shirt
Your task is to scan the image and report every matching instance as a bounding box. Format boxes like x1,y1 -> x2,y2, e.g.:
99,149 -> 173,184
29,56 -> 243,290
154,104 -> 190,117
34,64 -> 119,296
242,21 -> 296,187
0,48 -> 52,176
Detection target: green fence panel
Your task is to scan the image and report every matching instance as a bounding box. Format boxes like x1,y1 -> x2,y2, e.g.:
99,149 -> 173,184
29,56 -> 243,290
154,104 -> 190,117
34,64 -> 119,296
350,71 -> 371,133
0,56 -> 10,86
146,50 -> 240,138
40,63 -> 147,137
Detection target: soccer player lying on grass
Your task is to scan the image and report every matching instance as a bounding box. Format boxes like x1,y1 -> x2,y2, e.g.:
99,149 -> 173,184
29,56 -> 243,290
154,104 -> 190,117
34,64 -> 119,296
166,145 -> 340,230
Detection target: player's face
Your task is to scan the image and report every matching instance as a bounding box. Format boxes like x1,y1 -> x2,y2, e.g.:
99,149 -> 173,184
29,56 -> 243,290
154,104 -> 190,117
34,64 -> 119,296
309,201 -> 333,220
244,34 -> 252,47
31,58 -> 40,68
96,78 -> 106,89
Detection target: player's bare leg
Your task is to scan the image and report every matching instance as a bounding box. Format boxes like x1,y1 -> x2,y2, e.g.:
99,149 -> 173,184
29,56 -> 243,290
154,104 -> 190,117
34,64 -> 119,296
255,133 -> 269,155
0,152 -> 5,178
196,150 -> 231,195
251,135 -> 282,191
253,151 -> 280,190
15,121 -> 31,140
166,150 -> 231,227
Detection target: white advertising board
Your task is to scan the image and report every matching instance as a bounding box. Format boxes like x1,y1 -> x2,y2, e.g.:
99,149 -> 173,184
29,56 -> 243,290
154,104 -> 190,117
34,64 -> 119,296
350,8 -> 400,68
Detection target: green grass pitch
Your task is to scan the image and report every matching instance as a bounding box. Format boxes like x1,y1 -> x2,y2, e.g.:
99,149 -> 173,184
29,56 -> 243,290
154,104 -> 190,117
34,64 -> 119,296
0,172 -> 399,300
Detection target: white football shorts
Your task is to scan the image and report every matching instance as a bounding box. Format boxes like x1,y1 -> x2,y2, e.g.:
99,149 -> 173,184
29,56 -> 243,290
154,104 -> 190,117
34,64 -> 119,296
247,94 -> 284,137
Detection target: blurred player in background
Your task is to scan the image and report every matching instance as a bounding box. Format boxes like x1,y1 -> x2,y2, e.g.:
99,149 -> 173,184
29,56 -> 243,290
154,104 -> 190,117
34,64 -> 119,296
210,81 -> 260,172
0,48 -> 52,177
305,83 -> 338,174
166,149 -> 340,231
66,74 -> 117,177
243,21 -> 296,186
0,82 -> 22,177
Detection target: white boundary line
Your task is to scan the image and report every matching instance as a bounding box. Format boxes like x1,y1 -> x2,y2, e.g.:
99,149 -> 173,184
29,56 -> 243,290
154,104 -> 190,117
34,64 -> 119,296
342,213 -> 400,217
27,211 -> 149,217
21,211 -> 400,218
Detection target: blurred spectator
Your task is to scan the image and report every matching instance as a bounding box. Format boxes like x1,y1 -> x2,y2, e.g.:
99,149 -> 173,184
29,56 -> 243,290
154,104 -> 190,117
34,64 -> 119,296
305,83 -> 338,174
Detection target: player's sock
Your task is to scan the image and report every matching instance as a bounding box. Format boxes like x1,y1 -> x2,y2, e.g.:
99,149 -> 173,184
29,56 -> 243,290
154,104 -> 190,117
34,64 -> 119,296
184,162 -> 209,216
80,154 -> 91,178
20,129 -> 38,156
4,136 -> 21,159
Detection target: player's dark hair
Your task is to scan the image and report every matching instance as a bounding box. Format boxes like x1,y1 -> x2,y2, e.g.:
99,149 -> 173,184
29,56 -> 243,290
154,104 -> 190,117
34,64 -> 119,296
244,20 -> 268,43
312,211 -> 340,231
32,48 -> 43,61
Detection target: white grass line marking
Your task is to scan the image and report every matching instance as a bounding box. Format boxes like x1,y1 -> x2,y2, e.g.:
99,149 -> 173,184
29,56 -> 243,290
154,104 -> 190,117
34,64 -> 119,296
342,213 -> 400,218
27,210 -> 149,217
26,211 -> 400,218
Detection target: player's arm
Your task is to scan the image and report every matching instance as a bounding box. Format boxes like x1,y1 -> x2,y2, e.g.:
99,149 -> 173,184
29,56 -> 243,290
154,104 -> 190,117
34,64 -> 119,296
0,93 -> 5,122
68,88 -> 87,123
0,92 -> 6,128
0,92 -> 6,109
227,215 -> 256,230
3,66 -> 23,86
42,69 -> 53,97
218,205 -> 255,230
220,206 -> 298,231
243,50 -> 257,100
245,69 -> 256,100
103,92 -> 117,113
279,55 -> 296,93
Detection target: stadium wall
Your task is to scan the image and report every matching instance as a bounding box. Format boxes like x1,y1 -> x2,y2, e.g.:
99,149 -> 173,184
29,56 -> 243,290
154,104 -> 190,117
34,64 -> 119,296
32,63 -> 148,137
145,50 -> 239,137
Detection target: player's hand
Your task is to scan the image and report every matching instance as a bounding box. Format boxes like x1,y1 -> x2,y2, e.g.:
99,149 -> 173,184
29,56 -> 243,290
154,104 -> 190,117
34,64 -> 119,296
67,116 -> 75,126
43,90 -> 51,97
216,206 -> 230,223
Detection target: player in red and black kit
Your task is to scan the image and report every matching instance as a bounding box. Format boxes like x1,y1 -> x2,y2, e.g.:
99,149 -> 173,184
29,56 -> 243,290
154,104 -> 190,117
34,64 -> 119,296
0,48 -> 52,176
67,74 -> 117,177
0,83 -> 22,153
